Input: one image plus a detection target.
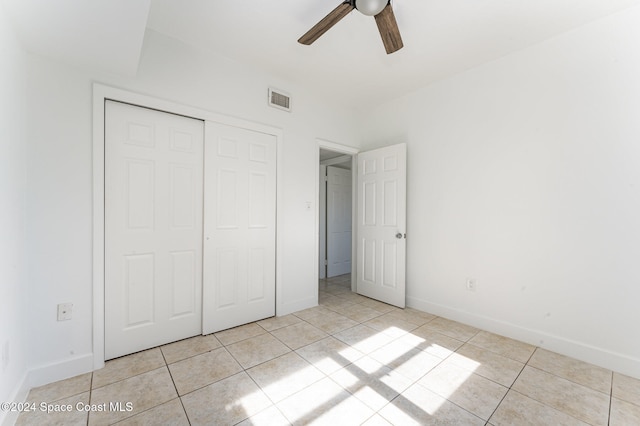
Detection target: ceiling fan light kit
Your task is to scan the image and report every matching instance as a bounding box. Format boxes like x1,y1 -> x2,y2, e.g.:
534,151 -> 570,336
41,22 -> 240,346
355,0 -> 388,16
298,0 -> 404,54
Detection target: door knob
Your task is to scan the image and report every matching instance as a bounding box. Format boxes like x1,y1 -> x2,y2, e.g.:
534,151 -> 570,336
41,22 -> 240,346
396,233 -> 403,239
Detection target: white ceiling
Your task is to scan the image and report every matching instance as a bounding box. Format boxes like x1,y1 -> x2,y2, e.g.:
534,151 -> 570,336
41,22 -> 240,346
3,0 -> 150,76
147,0 -> 640,109
4,0 -> 640,108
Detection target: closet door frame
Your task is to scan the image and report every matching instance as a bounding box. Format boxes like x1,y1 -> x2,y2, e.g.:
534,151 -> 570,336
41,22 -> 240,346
92,83 -> 283,370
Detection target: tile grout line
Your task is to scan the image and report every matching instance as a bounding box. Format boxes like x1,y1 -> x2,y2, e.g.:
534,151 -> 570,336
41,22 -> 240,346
165,341 -> 257,419
523,363 -> 613,396
86,372 -> 93,426
527,349 -> 614,396
158,336 -> 192,426
267,321 -> 321,353
174,370 -> 247,401
177,393 -> 193,426
239,359 -> 294,425
159,347 -> 183,402
409,330 -> 488,424
105,349 -> 181,425
483,342 -> 538,424
214,323 -> 270,347
607,371 -> 613,426
91,363 -> 167,392
509,348 -> 608,425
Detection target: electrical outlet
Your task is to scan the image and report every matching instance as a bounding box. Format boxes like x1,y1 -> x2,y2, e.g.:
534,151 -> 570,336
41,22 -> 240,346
57,303 -> 73,321
466,278 -> 477,292
2,341 -> 9,371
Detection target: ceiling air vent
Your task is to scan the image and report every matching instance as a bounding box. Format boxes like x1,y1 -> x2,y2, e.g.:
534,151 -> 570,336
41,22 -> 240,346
268,88 -> 292,112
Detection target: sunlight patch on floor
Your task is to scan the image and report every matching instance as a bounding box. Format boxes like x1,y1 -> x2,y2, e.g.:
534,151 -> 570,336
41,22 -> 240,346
399,333 -> 457,358
259,363 -> 323,401
225,386 -> 270,417
233,309 -> 482,423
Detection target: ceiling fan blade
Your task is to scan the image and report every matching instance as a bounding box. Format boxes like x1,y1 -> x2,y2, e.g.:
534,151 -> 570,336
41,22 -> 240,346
298,1 -> 355,45
375,4 -> 403,54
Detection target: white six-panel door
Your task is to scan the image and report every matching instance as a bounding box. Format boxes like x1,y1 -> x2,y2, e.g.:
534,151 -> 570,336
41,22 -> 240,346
202,121 -> 277,334
327,166 -> 352,277
356,143 -> 407,308
105,101 -> 204,359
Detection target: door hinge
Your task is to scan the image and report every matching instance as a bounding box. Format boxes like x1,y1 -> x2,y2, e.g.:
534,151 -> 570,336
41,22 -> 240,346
324,259 -> 328,266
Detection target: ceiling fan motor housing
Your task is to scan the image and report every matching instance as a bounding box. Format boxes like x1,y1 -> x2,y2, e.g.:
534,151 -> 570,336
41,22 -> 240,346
355,0 -> 388,16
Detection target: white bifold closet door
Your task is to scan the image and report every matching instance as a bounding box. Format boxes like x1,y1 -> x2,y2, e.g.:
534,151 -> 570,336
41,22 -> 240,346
202,121 -> 277,334
105,101 -> 204,360
105,102 -> 277,358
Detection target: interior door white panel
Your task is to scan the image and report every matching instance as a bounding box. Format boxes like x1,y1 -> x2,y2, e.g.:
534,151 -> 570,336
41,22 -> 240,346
327,166 -> 353,277
356,143 -> 407,308
105,100 -> 204,360
203,121 -> 276,334
170,250 -> 197,318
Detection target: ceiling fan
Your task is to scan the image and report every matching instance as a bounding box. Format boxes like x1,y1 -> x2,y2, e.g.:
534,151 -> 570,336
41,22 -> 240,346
298,0 -> 403,54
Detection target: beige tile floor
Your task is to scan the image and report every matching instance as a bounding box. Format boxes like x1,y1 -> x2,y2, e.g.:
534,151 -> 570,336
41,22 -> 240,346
16,274 -> 640,425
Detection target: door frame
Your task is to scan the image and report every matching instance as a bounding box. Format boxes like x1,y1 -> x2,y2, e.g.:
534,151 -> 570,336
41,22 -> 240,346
92,83 -> 284,370
316,140 -> 358,292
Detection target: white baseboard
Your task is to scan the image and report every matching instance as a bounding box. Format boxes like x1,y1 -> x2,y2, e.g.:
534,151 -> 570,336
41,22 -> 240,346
1,354 -> 93,425
26,353 -> 94,389
407,296 -> 640,380
0,372 -> 29,426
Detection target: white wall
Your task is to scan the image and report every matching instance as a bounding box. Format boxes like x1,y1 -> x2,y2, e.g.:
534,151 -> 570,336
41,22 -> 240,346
358,6 -> 640,377
0,4 -> 30,424
24,30 -> 360,384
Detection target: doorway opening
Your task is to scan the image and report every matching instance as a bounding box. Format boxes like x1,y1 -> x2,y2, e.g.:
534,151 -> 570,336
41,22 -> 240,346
319,148 -> 354,291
